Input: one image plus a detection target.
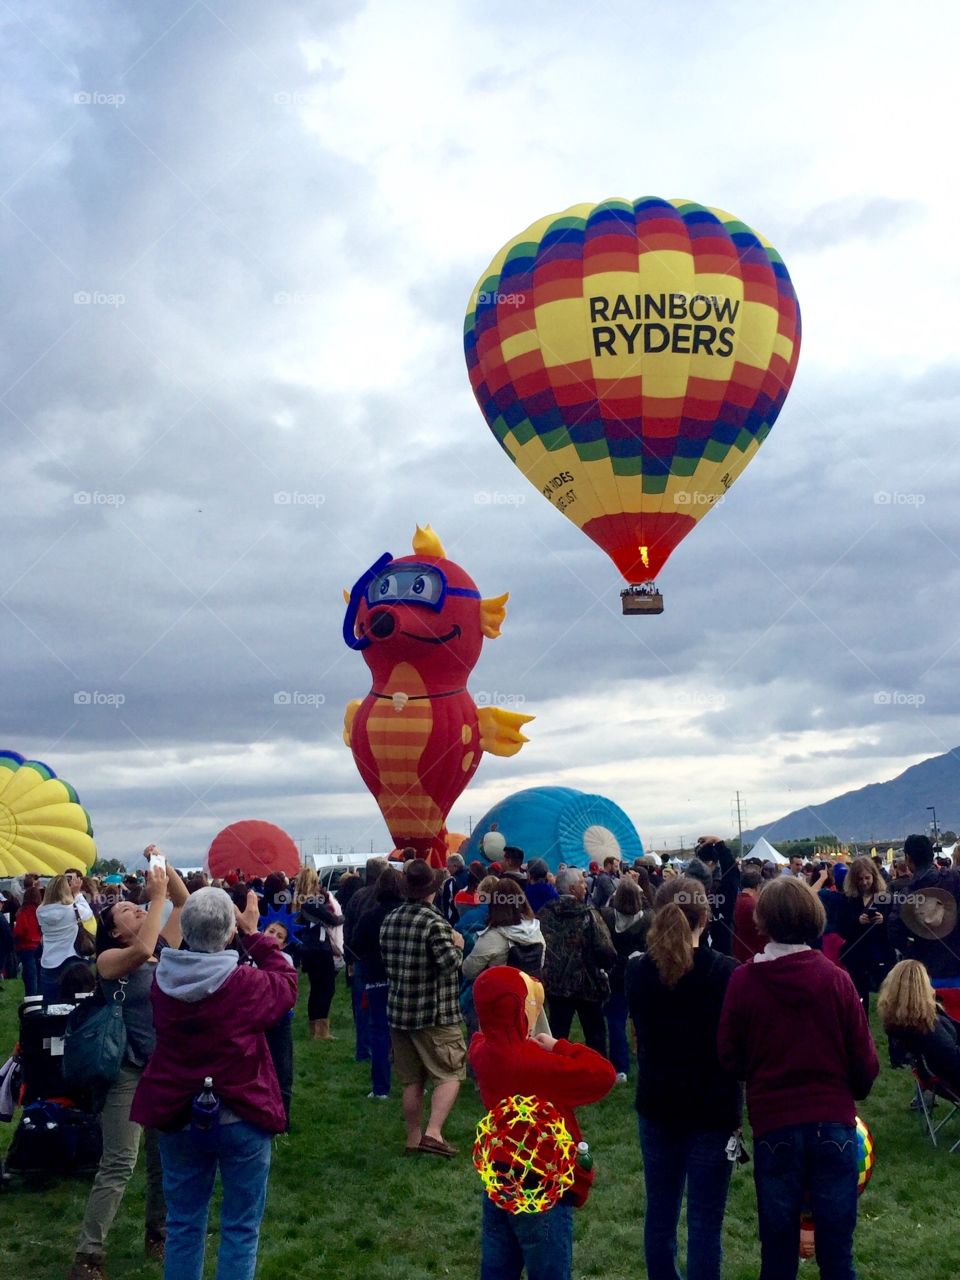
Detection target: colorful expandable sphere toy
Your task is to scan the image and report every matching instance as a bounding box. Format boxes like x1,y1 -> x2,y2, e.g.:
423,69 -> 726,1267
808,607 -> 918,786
856,1114 -> 874,1194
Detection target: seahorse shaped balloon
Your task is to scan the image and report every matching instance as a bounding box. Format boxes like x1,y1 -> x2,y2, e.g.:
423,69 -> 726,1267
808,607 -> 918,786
343,525 -> 533,868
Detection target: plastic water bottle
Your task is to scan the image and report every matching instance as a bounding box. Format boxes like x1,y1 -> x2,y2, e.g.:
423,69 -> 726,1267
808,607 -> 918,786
191,1077 -> 220,1135
576,1141 -> 593,1172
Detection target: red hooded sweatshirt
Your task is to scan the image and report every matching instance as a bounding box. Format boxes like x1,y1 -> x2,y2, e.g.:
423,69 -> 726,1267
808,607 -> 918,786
468,966 -> 615,1149
717,948 -> 879,1139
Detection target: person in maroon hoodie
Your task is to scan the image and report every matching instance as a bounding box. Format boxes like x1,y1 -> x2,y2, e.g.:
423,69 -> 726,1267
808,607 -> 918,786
131,887 -> 297,1280
731,868 -> 765,965
718,877 -> 879,1280
469,965 -> 615,1280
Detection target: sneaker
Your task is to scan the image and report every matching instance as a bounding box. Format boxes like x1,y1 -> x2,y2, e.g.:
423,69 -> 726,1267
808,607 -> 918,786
615,1072 -> 628,1084
367,1092 -> 390,1100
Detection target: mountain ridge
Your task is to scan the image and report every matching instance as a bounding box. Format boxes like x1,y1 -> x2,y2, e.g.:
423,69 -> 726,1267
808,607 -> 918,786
741,747 -> 960,843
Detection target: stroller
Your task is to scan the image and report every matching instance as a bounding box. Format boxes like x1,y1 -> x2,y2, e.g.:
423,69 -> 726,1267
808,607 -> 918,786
1,995 -> 102,1181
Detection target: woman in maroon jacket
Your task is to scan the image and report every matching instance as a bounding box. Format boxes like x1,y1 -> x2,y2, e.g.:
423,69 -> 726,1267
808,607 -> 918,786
718,877 -> 879,1280
132,887 -> 297,1280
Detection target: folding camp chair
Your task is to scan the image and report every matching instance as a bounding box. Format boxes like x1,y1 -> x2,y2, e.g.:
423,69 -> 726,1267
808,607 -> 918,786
911,1054 -> 960,1153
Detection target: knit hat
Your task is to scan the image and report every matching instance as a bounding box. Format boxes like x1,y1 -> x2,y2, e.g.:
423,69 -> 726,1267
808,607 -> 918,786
404,859 -> 440,901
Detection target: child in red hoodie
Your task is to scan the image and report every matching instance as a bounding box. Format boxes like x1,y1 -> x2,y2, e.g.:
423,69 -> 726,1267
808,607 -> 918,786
469,965 -> 615,1280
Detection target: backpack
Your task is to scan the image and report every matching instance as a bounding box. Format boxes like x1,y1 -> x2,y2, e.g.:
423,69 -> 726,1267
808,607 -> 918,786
505,939 -> 543,980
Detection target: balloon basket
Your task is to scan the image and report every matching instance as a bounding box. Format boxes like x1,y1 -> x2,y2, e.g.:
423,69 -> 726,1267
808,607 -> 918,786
621,584 -> 664,615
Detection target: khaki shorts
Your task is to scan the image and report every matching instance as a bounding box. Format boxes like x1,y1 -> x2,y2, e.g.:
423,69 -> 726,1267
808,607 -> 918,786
391,1023 -> 467,1087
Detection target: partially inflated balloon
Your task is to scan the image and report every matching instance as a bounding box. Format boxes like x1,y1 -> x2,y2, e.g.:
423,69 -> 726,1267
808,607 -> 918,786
0,749 -> 96,876
207,820 -> 300,881
464,198 -> 801,584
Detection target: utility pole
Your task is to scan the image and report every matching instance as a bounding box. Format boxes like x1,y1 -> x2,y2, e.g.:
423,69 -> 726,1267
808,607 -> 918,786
735,791 -> 745,856
928,805 -> 941,852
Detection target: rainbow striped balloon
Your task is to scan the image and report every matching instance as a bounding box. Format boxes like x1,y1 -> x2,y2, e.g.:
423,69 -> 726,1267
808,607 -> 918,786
464,197 -> 801,585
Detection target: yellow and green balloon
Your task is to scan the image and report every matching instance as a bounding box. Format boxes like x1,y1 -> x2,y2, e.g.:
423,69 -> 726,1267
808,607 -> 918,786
0,750 -> 96,876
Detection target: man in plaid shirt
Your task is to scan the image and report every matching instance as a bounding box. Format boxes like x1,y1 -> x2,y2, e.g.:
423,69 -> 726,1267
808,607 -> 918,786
379,859 -> 466,1157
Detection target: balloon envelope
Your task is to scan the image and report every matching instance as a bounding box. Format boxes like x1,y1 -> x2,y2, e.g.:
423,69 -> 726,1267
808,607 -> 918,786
465,197 -> 801,583
461,786 -> 642,873
0,749 -> 96,877
206,820 -> 300,881
856,1115 -> 874,1194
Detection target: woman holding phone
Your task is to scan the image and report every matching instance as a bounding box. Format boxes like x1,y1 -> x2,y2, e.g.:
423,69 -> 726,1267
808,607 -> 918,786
294,867 -> 343,1040
68,850 -> 187,1280
838,856 -> 893,1013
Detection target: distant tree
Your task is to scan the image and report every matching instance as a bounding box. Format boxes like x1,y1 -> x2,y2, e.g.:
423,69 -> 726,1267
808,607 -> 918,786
941,830 -> 957,845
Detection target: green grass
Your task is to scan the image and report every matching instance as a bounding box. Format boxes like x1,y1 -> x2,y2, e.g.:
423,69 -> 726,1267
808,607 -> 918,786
2,978 -> 959,1279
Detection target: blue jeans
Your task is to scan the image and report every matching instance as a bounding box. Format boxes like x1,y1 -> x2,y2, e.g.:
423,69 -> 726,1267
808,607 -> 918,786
480,1193 -> 572,1280
365,982 -> 391,1096
638,1117 -> 733,1280
159,1120 -> 273,1280
352,960 -> 371,1061
604,991 -> 630,1075
18,948 -> 41,997
40,956 -> 87,1004
754,1122 -> 858,1280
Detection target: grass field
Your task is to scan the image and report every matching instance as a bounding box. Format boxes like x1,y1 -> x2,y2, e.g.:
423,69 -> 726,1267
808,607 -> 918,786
1,976 -> 959,1280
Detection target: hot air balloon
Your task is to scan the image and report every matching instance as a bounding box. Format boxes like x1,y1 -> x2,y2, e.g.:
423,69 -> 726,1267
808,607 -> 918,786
343,525 -> 534,869
0,749 -> 96,876
464,198 -> 801,613
206,819 -> 300,881
460,786 -> 642,874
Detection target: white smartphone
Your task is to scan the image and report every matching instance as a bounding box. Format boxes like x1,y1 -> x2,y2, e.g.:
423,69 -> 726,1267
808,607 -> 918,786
148,846 -> 166,873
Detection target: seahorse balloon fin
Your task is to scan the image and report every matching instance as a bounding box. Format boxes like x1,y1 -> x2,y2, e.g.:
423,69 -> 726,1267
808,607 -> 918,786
342,699 -> 361,746
478,705 -> 534,757
413,524 -> 446,558
480,592 -> 509,639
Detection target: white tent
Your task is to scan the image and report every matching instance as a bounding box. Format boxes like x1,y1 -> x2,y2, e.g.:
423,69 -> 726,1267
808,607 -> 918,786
748,835 -> 789,865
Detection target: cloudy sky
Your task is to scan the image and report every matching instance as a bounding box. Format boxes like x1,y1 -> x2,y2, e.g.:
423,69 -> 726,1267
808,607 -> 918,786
3,0 -> 959,863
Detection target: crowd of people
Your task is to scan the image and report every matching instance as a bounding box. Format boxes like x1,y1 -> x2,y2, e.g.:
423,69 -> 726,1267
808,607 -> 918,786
1,830 -> 959,1280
